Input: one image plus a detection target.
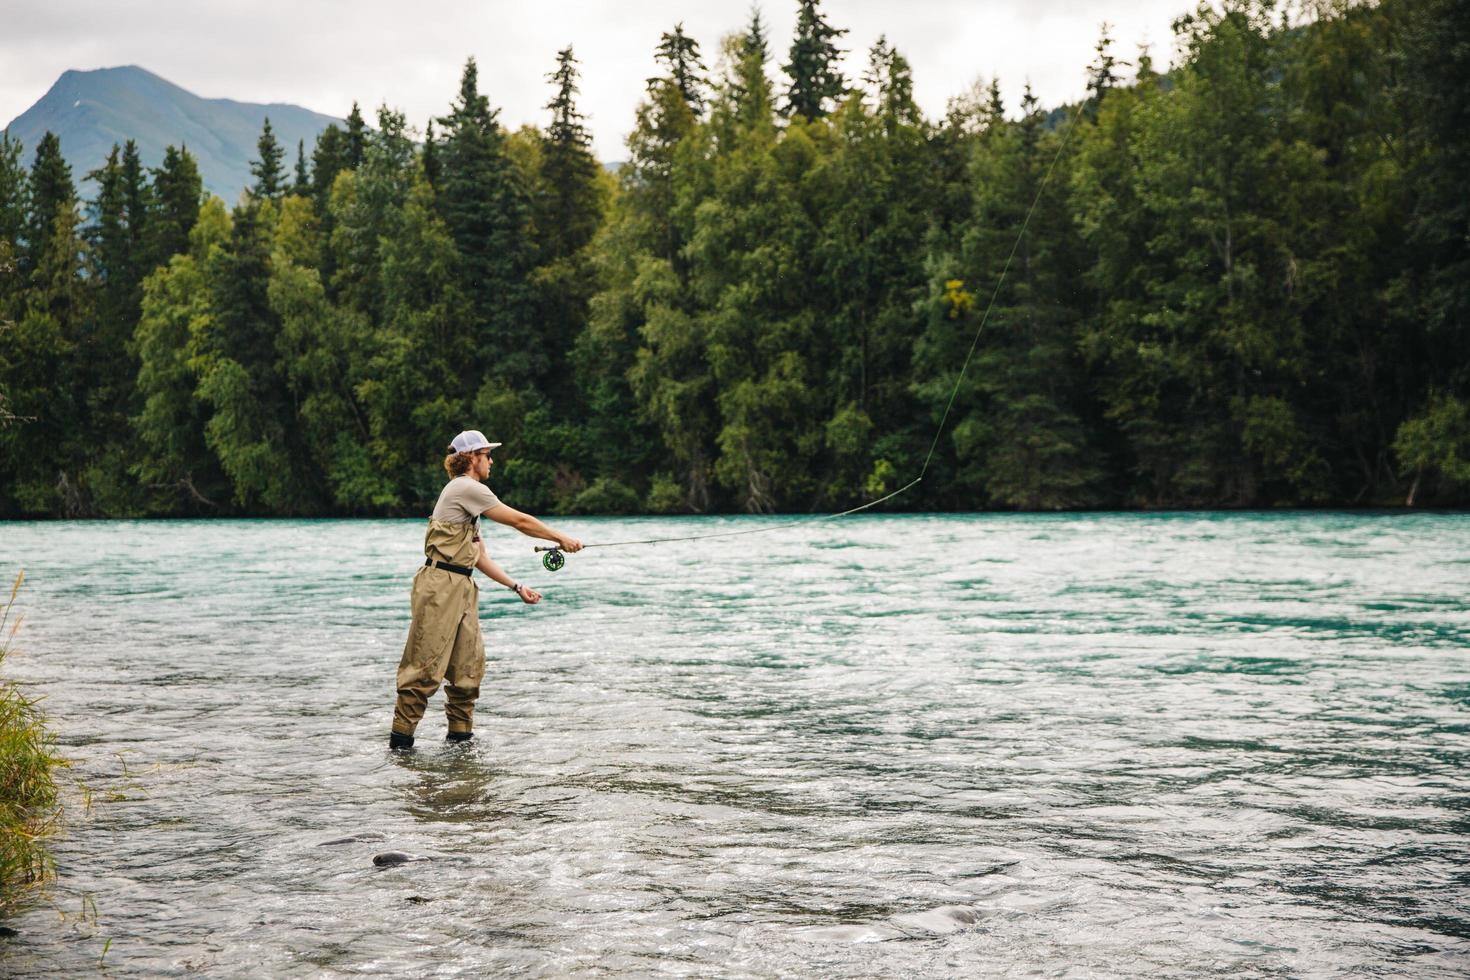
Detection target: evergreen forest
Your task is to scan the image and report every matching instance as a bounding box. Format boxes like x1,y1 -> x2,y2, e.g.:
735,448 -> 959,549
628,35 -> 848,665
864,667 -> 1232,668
1,0 -> 1467,518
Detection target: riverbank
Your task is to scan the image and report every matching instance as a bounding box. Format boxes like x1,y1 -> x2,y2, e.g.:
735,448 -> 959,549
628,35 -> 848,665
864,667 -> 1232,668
0,572 -> 62,919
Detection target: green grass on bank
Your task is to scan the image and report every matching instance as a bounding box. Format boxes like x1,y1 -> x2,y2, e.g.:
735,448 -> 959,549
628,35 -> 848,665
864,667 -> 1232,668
0,571 -> 63,918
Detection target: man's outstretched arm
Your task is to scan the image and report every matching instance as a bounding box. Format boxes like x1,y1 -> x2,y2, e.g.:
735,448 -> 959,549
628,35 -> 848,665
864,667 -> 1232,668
483,505 -> 583,552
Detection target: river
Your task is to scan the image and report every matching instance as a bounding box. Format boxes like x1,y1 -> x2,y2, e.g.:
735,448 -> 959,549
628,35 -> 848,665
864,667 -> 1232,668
0,513 -> 1466,976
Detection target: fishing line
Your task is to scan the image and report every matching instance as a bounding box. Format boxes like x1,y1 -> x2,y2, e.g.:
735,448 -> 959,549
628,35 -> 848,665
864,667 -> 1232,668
536,103 -> 1084,572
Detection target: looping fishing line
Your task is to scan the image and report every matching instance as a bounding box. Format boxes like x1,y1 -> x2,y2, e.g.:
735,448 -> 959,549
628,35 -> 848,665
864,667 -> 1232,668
536,105 -> 1085,568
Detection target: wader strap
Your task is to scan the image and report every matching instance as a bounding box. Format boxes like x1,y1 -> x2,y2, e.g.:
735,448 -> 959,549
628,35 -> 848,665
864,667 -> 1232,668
424,558 -> 473,576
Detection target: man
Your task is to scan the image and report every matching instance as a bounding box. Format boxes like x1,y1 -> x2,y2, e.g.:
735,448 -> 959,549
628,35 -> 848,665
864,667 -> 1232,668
388,429 -> 583,750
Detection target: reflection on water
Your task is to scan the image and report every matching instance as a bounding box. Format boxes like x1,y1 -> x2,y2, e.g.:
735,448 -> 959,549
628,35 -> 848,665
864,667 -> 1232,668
0,513 -> 1467,976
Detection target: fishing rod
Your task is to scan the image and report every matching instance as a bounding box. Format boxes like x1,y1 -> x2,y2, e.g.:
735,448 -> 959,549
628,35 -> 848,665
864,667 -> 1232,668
532,477 -> 922,570
535,103 -> 1084,574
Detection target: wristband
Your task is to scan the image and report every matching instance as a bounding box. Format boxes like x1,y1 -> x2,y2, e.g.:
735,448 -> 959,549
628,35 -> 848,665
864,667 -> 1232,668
509,582 -> 521,595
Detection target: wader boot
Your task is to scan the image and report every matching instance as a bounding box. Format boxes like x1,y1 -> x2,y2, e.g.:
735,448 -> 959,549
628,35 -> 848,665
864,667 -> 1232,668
390,518 -> 486,744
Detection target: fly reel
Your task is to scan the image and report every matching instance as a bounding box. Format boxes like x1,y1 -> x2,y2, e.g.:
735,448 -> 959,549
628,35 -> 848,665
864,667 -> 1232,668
541,548 -> 565,572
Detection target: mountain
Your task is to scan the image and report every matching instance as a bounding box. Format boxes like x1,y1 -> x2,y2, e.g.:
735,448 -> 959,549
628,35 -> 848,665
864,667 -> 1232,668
3,66 -> 342,203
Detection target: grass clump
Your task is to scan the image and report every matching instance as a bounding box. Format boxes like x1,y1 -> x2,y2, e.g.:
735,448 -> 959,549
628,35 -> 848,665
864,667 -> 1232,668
0,571 -> 64,918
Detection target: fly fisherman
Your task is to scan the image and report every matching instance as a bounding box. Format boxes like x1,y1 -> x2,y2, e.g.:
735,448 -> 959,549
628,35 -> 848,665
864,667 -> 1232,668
388,430 -> 582,750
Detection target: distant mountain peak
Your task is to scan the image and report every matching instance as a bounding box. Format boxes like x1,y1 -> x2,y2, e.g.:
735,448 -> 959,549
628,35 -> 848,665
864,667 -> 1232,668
4,65 -> 341,202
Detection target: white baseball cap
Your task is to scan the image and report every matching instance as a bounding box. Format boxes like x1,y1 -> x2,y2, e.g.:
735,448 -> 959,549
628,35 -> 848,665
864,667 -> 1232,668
449,430 -> 502,454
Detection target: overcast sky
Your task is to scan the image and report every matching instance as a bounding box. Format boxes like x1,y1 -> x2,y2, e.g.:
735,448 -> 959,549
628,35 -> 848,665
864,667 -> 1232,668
3,0 -> 1192,158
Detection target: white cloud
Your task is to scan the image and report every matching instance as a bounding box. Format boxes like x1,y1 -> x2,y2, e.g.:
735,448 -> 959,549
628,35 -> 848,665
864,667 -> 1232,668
2,0 -> 1190,159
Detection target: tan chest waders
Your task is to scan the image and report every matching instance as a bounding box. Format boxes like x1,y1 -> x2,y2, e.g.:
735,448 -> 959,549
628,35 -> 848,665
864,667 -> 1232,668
391,519 -> 486,738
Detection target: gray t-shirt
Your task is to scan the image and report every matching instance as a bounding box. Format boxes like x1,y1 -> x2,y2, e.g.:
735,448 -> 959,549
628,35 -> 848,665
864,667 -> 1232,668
431,476 -> 503,524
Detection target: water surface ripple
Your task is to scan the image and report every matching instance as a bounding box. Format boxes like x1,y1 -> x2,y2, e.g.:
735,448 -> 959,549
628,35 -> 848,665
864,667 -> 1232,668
0,513 -> 1467,976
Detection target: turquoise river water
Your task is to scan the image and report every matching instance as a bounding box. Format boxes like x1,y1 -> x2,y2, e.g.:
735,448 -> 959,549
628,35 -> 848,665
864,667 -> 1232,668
0,513 -> 1466,977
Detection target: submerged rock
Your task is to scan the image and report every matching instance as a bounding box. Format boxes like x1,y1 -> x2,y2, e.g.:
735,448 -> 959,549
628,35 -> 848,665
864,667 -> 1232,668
317,832 -> 387,846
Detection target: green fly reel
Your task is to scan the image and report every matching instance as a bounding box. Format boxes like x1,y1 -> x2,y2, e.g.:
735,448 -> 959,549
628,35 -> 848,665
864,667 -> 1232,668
542,548 -> 565,572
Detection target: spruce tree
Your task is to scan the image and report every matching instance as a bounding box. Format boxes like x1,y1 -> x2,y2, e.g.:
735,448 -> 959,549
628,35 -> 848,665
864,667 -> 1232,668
86,146 -> 127,288
532,46 -> 607,417
120,141 -> 150,265
311,124 -> 349,205
293,139 -> 310,195
147,145 -> 203,267
250,117 -> 286,201
329,105 -> 416,322
85,147 -> 131,369
731,9 -> 775,132
625,31 -> 704,265
421,120 -> 440,188
864,36 -> 920,129
1086,23 -> 1122,115
539,46 -> 603,261
653,23 -> 708,117
435,58 -> 534,384
782,0 -> 847,119
345,102 -> 369,169
23,131 -> 74,277
984,78 -> 1005,134
0,132 -> 28,315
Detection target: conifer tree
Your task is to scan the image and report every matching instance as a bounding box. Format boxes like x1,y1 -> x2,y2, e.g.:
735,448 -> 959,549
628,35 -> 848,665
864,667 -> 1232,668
1086,23 -> 1122,116
530,46 -> 608,425
864,36 -> 920,130
87,145 -> 127,284
730,9 -> 775,133
23,132 -> 74,277
0,133 -> 28,316
539,46 -> 603,261
329,105 -> 416,322
345,102 -> 369,169
85,146 -> 132,394
782,0 -> 847,119
147,145 -> 203,267
421,120 -> 440,188
308,124 -> 349,289
435,58 -> 534,384
293,139 -> 310,195
120,140 -> 150,264
311,125 -> 349,205
933,80 -> 992,244
250,117 -> 286,201
625,32 -> 704,264
653,23 -> 708,117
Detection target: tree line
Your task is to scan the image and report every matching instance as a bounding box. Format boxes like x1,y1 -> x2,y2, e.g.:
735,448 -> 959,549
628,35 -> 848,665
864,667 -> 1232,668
1,0 -> 1466,518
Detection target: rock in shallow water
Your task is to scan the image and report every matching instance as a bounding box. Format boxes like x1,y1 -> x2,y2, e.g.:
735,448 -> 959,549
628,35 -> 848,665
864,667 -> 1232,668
318,832 -> 387,846
372,851 -> 430,867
